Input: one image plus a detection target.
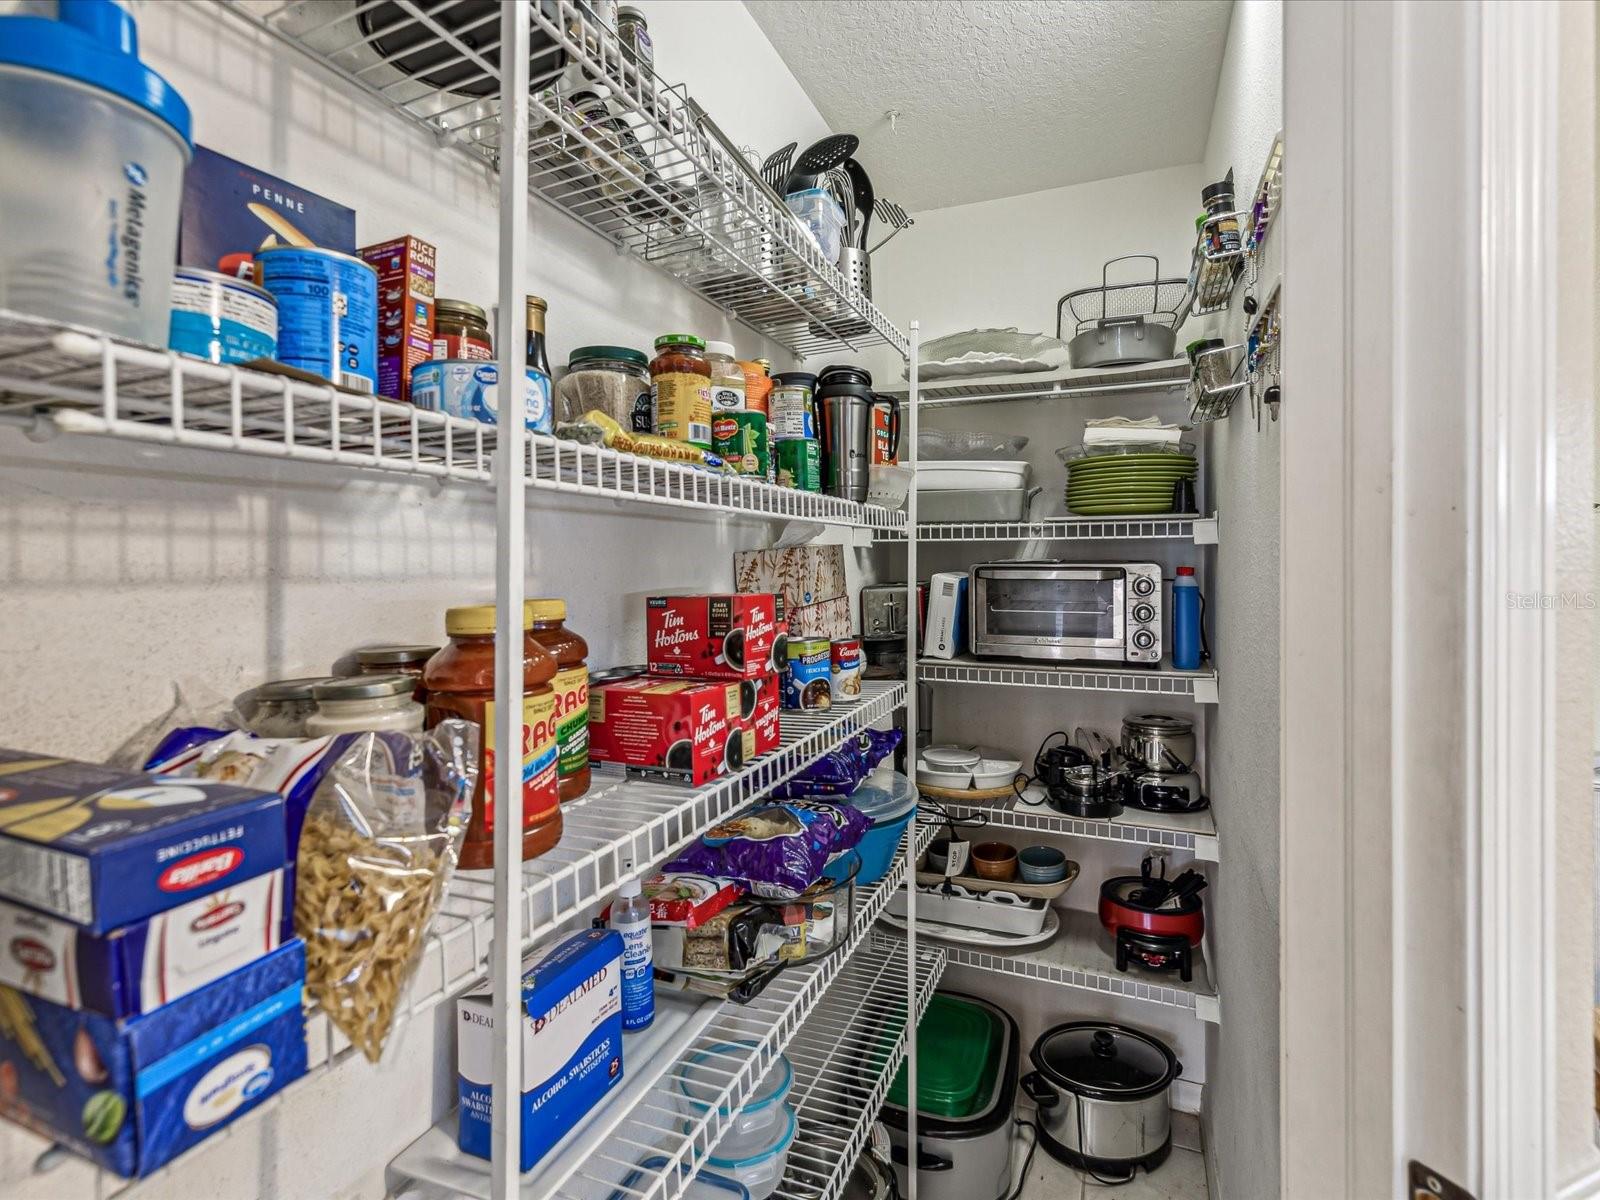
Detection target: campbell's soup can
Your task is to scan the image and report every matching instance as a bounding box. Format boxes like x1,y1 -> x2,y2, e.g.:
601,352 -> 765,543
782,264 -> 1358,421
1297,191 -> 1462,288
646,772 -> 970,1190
256,246 -> 378,393
830,638 -> 863,701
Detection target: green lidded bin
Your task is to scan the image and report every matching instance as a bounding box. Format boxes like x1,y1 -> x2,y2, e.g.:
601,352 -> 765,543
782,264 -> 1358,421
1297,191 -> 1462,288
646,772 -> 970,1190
885,993 -> 1001,1118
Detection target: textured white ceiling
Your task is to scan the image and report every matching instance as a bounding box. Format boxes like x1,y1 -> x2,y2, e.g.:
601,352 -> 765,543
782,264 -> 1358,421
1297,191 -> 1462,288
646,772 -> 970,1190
743,0 -> 1234,212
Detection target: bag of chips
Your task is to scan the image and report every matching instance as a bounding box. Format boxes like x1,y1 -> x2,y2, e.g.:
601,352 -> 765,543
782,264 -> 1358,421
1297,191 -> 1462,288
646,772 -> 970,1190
768,728 -> 904,799
665,799 -> 868,899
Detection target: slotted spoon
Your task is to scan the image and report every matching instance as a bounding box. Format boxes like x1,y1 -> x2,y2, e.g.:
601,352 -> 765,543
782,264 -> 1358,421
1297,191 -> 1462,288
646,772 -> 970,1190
761,142 -> 795,192
784,132 -> 859,193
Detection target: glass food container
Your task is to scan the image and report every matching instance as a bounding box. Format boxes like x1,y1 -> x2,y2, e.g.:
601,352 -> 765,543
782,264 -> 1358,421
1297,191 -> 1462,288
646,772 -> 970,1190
248,676 -> 333,737
305,674 -> 425,735
556,345 -> 651,427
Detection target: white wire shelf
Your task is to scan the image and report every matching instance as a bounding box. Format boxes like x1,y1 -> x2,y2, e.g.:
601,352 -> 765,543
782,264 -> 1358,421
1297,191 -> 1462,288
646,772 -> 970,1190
878,357 -> 1189,407
771,934 -> 945,1200
389,821 -> 938,1200
0,313 -> 905,532
226,1 -> 905,361
918,657 -> 1219,704
927,798 -> 1220,863
76,683 -> 904,1199
936,907 -> 1219,1023
914,514 -> 1219,544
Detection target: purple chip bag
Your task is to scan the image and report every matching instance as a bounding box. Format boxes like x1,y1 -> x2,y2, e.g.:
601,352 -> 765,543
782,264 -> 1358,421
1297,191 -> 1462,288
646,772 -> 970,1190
667,801 -> 859,899
769,728 -> 905,799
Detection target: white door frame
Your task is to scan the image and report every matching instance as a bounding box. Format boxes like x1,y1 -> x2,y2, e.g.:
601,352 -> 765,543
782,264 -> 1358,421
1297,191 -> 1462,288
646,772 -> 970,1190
1281,2 -> 1596,1197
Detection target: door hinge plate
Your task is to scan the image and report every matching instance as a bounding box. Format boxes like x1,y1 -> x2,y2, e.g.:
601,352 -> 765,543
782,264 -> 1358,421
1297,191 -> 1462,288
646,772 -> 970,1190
1409,1161 -> 1474,1200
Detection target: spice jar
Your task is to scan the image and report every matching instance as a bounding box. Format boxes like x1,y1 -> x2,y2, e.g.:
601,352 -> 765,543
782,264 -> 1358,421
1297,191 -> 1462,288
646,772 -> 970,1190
526,599 -> 590,802
248,677 -> 332,738
705,340 -> 746,413
556,345 -> 652,427
1187,337 -> 1229,395
305,675 -> 425,735
650,334 -> 712,449
616,5 -> 652,70
738,359 -> 772,416
1200,176 -> 1241,255
423,604 -> 561,870
433,299 -> 493,361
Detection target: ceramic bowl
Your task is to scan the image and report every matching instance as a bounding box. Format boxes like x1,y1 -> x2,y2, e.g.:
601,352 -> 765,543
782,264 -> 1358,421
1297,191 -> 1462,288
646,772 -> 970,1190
926,837 -> 956,873
1018,845 -> 1069,884
970,841 -> 1018,882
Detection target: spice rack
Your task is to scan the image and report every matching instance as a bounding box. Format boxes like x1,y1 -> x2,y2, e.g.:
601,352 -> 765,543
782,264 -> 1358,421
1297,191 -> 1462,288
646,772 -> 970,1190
1187,341 -> 1250,422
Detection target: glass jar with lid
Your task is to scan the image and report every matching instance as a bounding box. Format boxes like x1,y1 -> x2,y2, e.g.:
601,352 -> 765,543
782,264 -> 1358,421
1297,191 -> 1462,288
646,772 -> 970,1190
616,5 -> 652,71
356,644 -> 439,702
305,675 -> 425,735
704,340 -> 746,413
433,299 -> 492,361
423,604 -> 562,869
556,345 -> 651,428
650,334 -> 712,449
248,677 -> 333,738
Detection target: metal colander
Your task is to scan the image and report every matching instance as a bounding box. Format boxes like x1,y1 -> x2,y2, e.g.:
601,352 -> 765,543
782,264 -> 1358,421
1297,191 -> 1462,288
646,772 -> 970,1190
1058,255 -> 1189,337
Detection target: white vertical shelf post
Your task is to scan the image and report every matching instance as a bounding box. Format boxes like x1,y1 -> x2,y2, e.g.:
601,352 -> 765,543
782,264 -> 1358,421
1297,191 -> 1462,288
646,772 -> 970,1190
491,5 -> 531,1199
903,319 -> 920,1200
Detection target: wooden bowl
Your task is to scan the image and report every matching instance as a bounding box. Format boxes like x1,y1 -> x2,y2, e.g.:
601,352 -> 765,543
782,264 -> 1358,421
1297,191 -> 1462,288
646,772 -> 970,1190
970,841 -> 1018,882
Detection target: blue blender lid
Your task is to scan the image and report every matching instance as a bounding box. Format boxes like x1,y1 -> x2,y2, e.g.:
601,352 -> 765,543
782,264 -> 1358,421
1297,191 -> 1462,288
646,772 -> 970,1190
0,0 -> 192,146
847,772 -> 917,825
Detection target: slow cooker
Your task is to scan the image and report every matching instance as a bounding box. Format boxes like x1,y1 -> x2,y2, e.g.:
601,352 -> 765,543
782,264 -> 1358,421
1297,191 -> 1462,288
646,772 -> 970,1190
1020,1021 -> 1181,1179
877,992 -> 1018,1200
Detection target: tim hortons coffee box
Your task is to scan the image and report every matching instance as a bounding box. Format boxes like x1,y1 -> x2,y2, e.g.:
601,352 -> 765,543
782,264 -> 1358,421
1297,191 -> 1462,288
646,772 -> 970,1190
751,671 -> 781,755
588,676 -> 745,786
645,594 -> 778,681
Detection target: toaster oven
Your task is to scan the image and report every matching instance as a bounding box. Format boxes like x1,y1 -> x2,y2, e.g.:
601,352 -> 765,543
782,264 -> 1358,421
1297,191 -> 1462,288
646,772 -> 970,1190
969,561 -> 1163,664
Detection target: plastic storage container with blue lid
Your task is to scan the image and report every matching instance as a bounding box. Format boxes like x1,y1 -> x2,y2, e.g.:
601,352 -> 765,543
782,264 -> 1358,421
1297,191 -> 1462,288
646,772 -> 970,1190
607,1155 -> 750,1200
847,771 -> 918,885
676,1043 -> 794,1161
704,1103 -> 797,1200
0,0 -> 192,345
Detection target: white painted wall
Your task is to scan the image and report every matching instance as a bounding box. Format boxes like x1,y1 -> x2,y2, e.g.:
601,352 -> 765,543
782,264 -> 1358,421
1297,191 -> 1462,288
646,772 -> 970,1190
0,3 -> 869,1197
1190,4 -> 1282,1199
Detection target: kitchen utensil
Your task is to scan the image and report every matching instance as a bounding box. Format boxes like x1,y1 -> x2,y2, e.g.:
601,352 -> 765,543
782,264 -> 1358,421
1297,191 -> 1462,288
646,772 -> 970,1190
1021,1022 -> 1181,1178
970,757 -> 1023,790
870,199 -> 914,253
1099,858 -> 1205,981
969,841 -> 1018,882
785,132 -> 859,193
838,246 -> 872,296
887,882 -> 1048,936
919,429 -> 1029,461
861,582 -> 924,643
815,365 -> 875,503
878,907 -> 1061,950
846,772 -> 917,885
1120,715 -> 1197,775
1173,477 -> 1198,512
918,486 -> 1041,523
915,856 -> 1078,901
1058,256 -> 1188,368
1018,845 -> 1069,884
675,1045 -> 793,1161
844,157 -> 875,249
924,745 -> 982,770
926,837 -> 958,874
761,142 -> 795,191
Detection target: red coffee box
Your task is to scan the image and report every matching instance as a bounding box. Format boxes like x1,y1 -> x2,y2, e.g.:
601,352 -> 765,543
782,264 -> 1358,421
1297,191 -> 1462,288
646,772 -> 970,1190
646,593 -> 778,681
751,671 -> 781,754
359,235 -> 436,403
588,675 -> 745,786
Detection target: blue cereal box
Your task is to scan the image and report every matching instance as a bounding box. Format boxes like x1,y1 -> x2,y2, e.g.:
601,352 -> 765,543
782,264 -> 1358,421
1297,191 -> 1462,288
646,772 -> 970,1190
0,869 -> 284,1018
0,750 -> 285,935
179,145 -> 356,273
0,939 -> 307,1177
456,928 -> 623,1171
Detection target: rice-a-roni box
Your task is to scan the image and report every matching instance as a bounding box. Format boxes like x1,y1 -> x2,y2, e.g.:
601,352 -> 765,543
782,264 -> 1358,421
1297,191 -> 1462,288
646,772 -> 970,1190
456,928 -> 624,1171
0,939 -> 307,1177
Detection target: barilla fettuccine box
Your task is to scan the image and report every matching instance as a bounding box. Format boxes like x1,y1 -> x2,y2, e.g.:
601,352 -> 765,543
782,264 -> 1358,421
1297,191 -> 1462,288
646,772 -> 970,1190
0,750 -> 285,935
0,939 -> 307,1178
456,928 -> 624,1171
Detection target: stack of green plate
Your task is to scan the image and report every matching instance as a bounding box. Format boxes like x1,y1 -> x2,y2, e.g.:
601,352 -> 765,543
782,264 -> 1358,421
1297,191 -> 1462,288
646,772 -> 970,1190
1062,449 -> 1198,515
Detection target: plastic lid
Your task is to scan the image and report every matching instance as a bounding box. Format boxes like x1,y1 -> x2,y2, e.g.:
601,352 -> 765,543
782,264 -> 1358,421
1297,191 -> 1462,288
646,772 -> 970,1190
818,363 -> 872,388
445,603 -> 532,636
846,772 -> 917,825
356,644 -> 439,667
256,676 -> 334,702
1177,566 -> 1196,576
620,1158 -> 748,1200
524,598 -> 567,623
570,345 -> 648,369
311,673 -> 415,701
887,994 -> 1000,1118
678,1043 -> 794,1118
1032,1022 -> 1178,1100
0,1 -> 192,146
654,333 -> 705,350
704,340 -> 736,359
771,371 -> 817,388
618,875 -> 641,899
705,1104 -> 797,1170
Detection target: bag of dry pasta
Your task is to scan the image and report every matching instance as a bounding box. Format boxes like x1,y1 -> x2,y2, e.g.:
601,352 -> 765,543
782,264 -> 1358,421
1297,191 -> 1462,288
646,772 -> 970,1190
295,722 -> 476,1061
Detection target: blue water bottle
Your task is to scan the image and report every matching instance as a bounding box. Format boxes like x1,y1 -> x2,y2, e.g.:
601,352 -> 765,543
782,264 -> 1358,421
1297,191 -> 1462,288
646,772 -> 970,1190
1173,566 -> 1202,670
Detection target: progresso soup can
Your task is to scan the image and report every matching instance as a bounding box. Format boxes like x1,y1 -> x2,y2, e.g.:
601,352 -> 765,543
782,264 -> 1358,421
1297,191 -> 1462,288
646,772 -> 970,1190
256,246 -> 378,393
168,268 -> 277,365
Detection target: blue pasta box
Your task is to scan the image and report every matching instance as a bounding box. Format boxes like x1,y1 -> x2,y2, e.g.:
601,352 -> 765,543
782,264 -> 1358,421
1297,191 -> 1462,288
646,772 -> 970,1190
0,750 -> 286,935
456,928 -> 624,1171
0,869 -> 284,1018
0,939 -> 307,1178
179,145 -> 357,273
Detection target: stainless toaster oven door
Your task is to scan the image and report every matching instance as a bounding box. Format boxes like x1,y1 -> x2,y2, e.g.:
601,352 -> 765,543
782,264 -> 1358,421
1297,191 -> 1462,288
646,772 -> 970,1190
974,567 -> 1126,659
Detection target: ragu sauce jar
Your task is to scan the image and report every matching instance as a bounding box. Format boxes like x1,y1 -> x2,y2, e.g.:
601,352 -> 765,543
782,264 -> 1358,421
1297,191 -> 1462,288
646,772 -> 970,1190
423,604 -> 561,869
525,598 -> 590,802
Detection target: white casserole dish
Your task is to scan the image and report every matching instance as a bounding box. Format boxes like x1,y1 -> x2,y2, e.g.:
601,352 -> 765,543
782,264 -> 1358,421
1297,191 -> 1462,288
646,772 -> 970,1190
917,460 -> 1030,490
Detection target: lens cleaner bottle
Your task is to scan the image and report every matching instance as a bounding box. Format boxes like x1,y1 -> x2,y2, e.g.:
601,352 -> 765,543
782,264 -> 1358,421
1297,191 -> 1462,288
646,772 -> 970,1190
611,875 -> 655,1030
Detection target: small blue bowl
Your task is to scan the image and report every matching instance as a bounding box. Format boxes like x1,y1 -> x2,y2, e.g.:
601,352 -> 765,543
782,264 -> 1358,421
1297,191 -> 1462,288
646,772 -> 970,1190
1018,845 -> 1068,884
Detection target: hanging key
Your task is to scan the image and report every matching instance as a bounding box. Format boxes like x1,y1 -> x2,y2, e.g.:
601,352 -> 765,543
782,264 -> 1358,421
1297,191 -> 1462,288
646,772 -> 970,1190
1264,382 -> 1281,422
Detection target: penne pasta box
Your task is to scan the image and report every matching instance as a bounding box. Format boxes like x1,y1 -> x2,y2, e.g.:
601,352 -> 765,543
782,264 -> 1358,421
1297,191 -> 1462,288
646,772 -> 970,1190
0,750 -> 285,935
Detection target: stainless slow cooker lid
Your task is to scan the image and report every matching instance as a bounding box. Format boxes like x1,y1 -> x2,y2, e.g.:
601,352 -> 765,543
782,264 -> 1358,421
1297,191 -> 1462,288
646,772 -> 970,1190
1031,1021 -> 1178,1100
1122,714 -> 1193,737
